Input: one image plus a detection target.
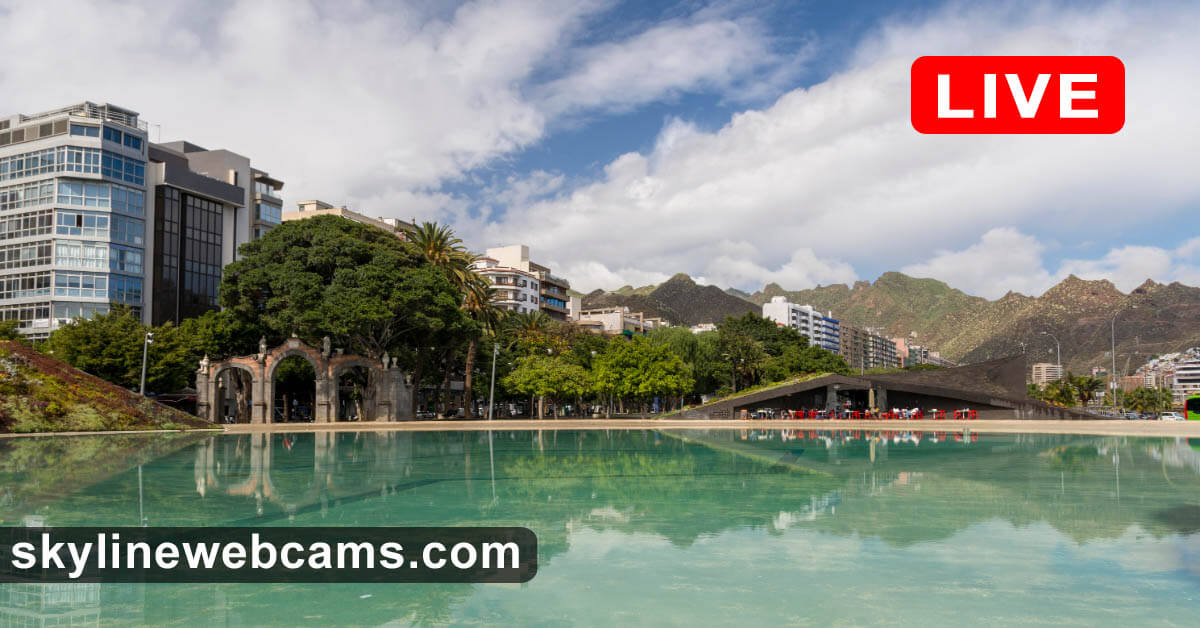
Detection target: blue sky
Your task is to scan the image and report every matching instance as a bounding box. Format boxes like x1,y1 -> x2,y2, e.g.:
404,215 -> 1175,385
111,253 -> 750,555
2,0 -> 1197,297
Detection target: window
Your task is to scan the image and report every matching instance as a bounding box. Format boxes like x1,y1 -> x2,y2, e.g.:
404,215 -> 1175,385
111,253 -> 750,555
70,124 -> 99,137
0,272 -> 50,299
54,241 -> 109,269
57,180 -> 144,214
110,275 -> 142,304
0,209 -> 53,240
110,215 -> 144,245
109,244 -> 143,274
56,211 -> 110,238
122,134 -> 142,151
1,302 -> 51,329
0,181 -> 54,210
53,272 -> 107,299
52,301 -> 108,324
255,202 -> 281,224
0,241 -> 51,269
102,127 -> 122,144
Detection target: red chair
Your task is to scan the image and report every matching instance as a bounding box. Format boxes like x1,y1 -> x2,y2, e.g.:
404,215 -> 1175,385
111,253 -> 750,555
935,410 -> 946,420
968,409 -> 978,420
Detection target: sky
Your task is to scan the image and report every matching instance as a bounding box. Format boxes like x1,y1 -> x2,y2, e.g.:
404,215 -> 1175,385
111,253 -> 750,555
2,0 -> 1198,299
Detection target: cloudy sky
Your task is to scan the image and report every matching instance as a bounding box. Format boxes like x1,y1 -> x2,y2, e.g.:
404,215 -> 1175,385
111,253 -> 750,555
3,0 -> 1197,299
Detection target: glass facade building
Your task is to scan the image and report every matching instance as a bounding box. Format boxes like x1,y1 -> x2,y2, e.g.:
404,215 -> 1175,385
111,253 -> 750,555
151,186 -> 225,325
0,102 -> 147,338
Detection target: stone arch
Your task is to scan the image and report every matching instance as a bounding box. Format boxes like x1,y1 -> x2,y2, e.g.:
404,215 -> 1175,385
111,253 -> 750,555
195,337 -> 413,424
210,362 -> 258,424
266,343 -> 328,423
331,358 -> 383,421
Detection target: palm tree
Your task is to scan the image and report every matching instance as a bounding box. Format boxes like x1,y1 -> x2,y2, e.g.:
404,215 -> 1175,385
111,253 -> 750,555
1072,375 -> 1104,407
461,276 -> 501,418
402,221 -> 475,289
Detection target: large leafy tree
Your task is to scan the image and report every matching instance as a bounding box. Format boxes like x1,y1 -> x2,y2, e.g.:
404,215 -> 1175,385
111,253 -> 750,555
593,336 -> 693,414
220,215 -> 465,359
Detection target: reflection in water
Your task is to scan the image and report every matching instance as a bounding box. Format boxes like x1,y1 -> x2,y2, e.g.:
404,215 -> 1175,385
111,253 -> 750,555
3,429 -> 1200,626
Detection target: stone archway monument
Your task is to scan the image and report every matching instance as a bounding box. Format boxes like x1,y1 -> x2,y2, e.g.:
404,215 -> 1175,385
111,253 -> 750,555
196,335 -> 412,424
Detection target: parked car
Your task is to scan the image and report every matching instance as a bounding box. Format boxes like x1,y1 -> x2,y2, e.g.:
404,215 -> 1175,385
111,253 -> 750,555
1123,412 -> 1141,420
1162,412 -> 1184,421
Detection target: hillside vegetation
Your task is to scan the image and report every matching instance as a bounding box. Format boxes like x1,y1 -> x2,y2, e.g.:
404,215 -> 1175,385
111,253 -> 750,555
0,341 -> 210,433
584,271 -> 1200,374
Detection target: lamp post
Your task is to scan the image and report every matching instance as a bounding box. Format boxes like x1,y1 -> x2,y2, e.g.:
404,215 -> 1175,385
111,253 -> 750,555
1039,331 -> 1061,369
487,343 -> 499,421
138,331 -> 154,396
1110,306 -> 1136,412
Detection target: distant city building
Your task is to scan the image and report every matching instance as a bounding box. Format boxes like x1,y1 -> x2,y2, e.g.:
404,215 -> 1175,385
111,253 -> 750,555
576,306 -> 666,336
1172,359 -> 1200,405
690,323 -> 717,334
1031,362 -> 1064,385
480,245 -> 570,320
892,336 -> 956,368
840,324 -> 900,370
282,200 -> 412,237
761,296 -> 840,353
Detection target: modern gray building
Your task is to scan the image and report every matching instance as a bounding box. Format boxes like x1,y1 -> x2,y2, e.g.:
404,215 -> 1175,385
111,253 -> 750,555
0,102 -> 283,337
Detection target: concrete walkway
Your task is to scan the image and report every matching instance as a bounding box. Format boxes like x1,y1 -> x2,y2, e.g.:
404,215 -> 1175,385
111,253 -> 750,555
223,418 -> 1200,438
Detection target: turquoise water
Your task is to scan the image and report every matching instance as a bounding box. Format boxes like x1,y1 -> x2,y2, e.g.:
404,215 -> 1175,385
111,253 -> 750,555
3,428 -> 1200,626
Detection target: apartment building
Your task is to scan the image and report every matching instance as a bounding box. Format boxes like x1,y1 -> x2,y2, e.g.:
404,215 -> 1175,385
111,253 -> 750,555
839,324 -> 900,370
576,306 -> 667,336
479,245 -> 571,320
0,102 -> 285,335
0,102 -> 149,338
470,255 -> 540,314
282,200 -> 412,237
1031,362 -> 1064,385
761,296 -> 841,353
892,336 -> 956,368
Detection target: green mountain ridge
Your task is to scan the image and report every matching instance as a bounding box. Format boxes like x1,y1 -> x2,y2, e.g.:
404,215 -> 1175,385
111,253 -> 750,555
581,272 -> 1200,374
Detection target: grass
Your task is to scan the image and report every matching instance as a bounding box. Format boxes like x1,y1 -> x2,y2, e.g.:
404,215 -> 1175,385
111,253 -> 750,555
658,372 -> 834,418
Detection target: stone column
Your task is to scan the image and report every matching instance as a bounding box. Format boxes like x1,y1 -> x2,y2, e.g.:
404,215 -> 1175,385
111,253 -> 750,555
196,369 -> 212,422
825,385 -> 839,411
875,386 -> 888,412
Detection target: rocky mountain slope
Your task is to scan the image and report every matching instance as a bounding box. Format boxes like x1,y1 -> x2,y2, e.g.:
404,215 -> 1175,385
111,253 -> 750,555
583,272 -> 1200,374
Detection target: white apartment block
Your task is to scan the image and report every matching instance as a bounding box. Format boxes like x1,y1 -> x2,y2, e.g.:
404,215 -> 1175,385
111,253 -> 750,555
761,296 -> 841,353
470,255 -> 540,314
1172,359 -> 1200,405
1031,362 -> 1064,385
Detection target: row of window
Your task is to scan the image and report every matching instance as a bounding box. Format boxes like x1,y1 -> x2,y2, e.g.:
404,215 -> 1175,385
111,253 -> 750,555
0,180 -> 54,211
53,241 -> 144,274
0,210 -> 53,241
58,180 -> 145,214
0,146 -> 145,186
101,126 -> 144,151
0,241 -> 51,269
55,211 -> 144,245
0,271 -> 50,299
50,271 -> 142,304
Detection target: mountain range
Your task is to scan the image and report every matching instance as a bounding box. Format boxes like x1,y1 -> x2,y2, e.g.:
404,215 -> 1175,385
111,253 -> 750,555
581,272 -> 1200,374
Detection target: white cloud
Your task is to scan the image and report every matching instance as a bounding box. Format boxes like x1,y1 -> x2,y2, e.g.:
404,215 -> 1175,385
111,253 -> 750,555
902,228 -> 1054,299
901,228 -> 1200,298
535,16 -> 784,116
0,0 -> 775,226
480,2 -> 1200,293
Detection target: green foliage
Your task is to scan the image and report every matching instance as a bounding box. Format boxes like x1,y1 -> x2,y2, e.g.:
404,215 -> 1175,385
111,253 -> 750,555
0,319 -> 22,341
42,306 -> 146,390
593,336 -> 693,403
502,355 -> 592,418
221,215 -> 468,360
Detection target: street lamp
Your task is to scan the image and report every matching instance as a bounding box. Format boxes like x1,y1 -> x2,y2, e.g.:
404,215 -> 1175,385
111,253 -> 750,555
1111,306 -> 1137,412
487,343 -> 499,421
138,331 -> 154,396
1039,331 -> 1061,368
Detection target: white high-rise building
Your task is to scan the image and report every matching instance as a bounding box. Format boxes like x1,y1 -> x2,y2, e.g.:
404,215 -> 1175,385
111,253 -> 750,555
761,296 -> 841,353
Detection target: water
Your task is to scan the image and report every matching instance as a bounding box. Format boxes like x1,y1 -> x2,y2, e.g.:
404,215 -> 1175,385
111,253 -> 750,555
2,428 -> 1200,626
